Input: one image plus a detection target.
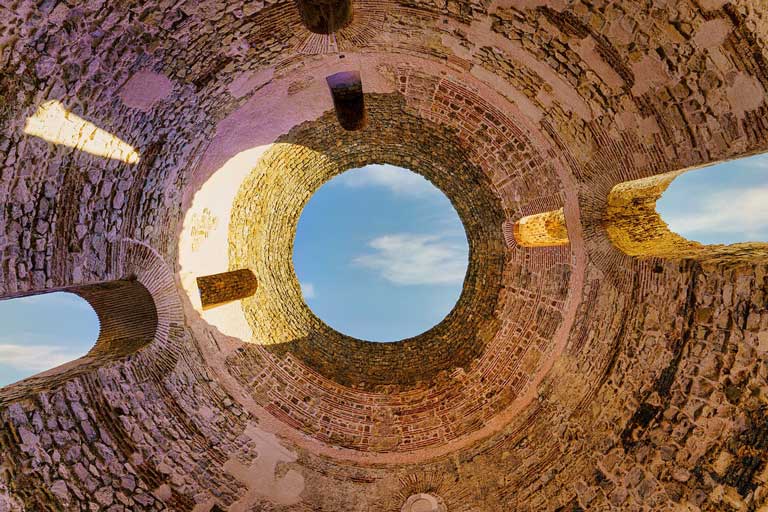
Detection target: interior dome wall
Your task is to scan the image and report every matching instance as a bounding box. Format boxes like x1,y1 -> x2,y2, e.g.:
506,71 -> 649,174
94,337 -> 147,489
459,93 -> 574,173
0,0 -> 767,510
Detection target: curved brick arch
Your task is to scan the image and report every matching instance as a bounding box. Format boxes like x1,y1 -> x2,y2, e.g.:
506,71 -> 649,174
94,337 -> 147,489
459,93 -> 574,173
0,279 -> 156,399
0,239 -> 182,403
605,168 -> 768,264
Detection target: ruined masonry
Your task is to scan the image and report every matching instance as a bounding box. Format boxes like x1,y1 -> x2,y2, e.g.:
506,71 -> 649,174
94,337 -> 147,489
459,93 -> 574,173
0,0 -> 768,510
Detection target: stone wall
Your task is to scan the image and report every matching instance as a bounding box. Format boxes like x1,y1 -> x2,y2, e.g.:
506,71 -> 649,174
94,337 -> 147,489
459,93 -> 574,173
0,0 -> 767,510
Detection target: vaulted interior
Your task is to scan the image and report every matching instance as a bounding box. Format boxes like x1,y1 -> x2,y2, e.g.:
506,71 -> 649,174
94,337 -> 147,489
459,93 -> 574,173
0,1 -> 767,511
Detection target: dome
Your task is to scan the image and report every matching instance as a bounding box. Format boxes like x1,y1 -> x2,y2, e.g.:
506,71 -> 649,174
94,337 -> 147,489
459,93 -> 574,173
1,1 -> 767,510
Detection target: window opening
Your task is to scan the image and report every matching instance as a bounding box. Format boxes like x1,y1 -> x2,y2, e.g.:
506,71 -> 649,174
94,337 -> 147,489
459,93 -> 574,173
0,292 -> 98,387
293,164 -> 468,342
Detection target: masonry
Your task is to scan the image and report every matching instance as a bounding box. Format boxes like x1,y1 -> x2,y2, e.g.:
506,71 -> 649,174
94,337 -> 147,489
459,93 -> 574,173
0,0 -> 767,511
196,269 -> 258,309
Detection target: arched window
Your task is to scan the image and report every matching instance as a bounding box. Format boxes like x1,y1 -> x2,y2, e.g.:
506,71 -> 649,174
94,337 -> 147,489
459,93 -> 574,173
0,278 -> 158,396
0,292 -> 97,388
656,155 -> 768,245
605,153 -> 768,262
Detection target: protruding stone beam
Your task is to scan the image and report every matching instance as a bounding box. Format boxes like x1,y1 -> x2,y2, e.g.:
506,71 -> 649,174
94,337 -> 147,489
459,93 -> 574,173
296,0 -> 352,34
512,208 -> 569,247
326,71 -> 366,131
197,269 -> 258,309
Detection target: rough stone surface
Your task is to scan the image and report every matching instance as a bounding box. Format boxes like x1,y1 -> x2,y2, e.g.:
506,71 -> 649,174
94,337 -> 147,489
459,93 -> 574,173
0,0 -> 767,510
513,208 -> 570,247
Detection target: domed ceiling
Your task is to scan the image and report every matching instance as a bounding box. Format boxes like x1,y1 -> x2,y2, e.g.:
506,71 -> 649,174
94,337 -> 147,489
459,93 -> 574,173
1,0 -> 767,511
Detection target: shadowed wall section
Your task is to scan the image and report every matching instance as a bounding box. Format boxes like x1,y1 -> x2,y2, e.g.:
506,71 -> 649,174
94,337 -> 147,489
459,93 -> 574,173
296,0 -> 353,34
327,71 -> 366,131
75,279 -> 157,358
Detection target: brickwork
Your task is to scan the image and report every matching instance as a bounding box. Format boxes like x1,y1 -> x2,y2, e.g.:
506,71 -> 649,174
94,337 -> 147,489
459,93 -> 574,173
0,0 -> 767,510
196,269 -> 258,309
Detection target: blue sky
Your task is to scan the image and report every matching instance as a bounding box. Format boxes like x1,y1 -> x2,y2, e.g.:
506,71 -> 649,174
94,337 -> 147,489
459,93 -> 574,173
293,164 -> 468,342
657,153 -> 768,245
0,292 -> 98,387
1,157 -> 766,387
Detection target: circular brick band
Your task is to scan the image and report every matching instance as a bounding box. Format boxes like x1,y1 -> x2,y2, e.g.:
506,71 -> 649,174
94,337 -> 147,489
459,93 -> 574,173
401,493 -> 447,512
220,94 -> 577,455
229,95 -> 506,389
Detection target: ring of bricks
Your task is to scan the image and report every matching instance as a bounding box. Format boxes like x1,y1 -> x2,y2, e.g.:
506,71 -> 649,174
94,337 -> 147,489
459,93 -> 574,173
229,97 -> 506,389
224,96 -> 576,453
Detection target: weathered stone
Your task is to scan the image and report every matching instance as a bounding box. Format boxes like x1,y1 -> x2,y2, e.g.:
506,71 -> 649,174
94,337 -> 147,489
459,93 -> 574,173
0,1 -> 767,511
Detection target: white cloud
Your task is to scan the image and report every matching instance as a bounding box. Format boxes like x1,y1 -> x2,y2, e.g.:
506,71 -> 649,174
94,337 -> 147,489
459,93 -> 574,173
335,164 -> 439,197
353,234 -> 468,285
661,185 -> 768,241
0,343 -> 83,371
300,282 -> 316,299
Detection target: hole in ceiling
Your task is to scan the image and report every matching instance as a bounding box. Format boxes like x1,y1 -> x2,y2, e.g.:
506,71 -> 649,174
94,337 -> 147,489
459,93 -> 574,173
293,164 -> 469,342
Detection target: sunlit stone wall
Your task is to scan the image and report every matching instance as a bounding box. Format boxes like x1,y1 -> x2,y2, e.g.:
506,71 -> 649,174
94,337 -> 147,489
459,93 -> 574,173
513,208 -> 570,248
605,170 -> 768,264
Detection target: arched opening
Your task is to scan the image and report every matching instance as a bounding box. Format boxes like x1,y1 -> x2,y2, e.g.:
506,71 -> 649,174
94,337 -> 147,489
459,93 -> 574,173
604,153 -> 768,262
0,292 -> 98,388
0,278 -> 158,395
509,208 -> 569,248
656,155 -> 768,245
